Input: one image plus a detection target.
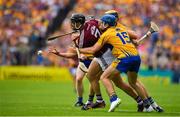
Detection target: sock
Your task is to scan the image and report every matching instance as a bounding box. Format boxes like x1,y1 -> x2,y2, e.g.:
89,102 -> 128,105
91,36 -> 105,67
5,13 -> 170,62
148,97 -> 154,104
110,94 -> 118,103
78,97 -> 83,103
135,96 -> 143,105
96,94 -> 103,103
148,97 -> 158,108
143,98 -> 151,108
86,95 -> 94,104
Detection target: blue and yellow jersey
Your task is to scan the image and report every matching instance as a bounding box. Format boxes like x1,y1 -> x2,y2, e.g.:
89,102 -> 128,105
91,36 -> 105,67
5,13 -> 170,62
97,24 -> 138,59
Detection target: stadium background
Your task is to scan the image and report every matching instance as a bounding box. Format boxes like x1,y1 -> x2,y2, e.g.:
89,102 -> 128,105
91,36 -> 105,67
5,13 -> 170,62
0,0 -> 179,116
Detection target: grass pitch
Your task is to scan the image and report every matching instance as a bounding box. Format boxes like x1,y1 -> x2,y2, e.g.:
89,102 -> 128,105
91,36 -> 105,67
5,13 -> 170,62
0,78 -> 179,116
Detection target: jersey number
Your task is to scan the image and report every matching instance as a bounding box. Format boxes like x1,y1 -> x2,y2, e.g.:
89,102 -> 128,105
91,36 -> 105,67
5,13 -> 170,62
116,32 -> 131,44
87,24 -> 101,38
91,26 -> 101,38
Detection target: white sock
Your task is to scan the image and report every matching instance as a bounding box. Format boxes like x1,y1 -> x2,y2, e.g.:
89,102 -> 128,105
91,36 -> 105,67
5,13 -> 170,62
96,100 -> 104,103
151,102 -> 158,108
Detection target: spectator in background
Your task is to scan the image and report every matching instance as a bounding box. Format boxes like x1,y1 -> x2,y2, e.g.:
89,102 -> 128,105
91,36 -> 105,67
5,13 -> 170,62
0,0 -> 64,65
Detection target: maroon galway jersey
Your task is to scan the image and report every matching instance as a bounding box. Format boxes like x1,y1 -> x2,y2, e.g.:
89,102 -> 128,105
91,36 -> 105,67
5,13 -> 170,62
78,19 -> 101,48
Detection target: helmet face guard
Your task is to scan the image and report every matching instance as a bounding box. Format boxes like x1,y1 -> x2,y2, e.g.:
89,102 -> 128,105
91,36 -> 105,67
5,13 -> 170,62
70,13 -> 85,30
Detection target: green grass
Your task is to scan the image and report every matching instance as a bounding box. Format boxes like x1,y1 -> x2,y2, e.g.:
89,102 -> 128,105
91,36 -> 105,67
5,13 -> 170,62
0,78 -> 179,116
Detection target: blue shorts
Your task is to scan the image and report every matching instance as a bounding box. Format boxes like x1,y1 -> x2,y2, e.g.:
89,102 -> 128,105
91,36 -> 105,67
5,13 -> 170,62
80,59 -> 92,68
116,56 -> 141,73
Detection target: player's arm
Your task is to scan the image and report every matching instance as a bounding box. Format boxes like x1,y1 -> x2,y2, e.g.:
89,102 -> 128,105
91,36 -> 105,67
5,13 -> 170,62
49,47 -> 77,58
78,33 -> 106,54
79,42 -> 103,54
57,52 -> 77,58
128,30 -> 139,40
127,30 -> 140,46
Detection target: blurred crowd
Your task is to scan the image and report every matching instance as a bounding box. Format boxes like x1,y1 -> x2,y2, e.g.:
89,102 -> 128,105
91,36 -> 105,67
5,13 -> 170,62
0,0 -> 179,74
0,0 -> 68,65
72,0 -> 180,71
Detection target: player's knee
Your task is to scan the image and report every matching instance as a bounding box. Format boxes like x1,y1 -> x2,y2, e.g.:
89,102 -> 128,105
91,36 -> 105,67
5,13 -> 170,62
76,77 -> 83,84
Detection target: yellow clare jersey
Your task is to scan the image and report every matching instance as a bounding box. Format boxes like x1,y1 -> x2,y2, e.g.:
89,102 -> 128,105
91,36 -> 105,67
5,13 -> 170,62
97,25 -> 138,58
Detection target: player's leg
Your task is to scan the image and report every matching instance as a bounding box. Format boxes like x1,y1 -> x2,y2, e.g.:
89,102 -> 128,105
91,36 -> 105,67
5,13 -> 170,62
87,59 -> 103,97
137,80 -> 148,96
81,83 -> 95,108
137,80 -> 164,112
88,83 -> 95,104
75,59 -> 93,107
111,74 -> 144,112
126,55 -> 163,112
90,70 -> 106,108
89,49 -> 115,108
81,80 -> 96,110
82,59 -> 105,110
111,74 -> 138,99
100,65 -> 121,112
127,71 -> 153,112
127,72 -> 146,99
114,56 -> 152,112
74,65 -> 86,107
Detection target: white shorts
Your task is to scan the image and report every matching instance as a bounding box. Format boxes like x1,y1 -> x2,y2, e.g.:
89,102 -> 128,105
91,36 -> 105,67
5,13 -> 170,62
94,49 -> 115,71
